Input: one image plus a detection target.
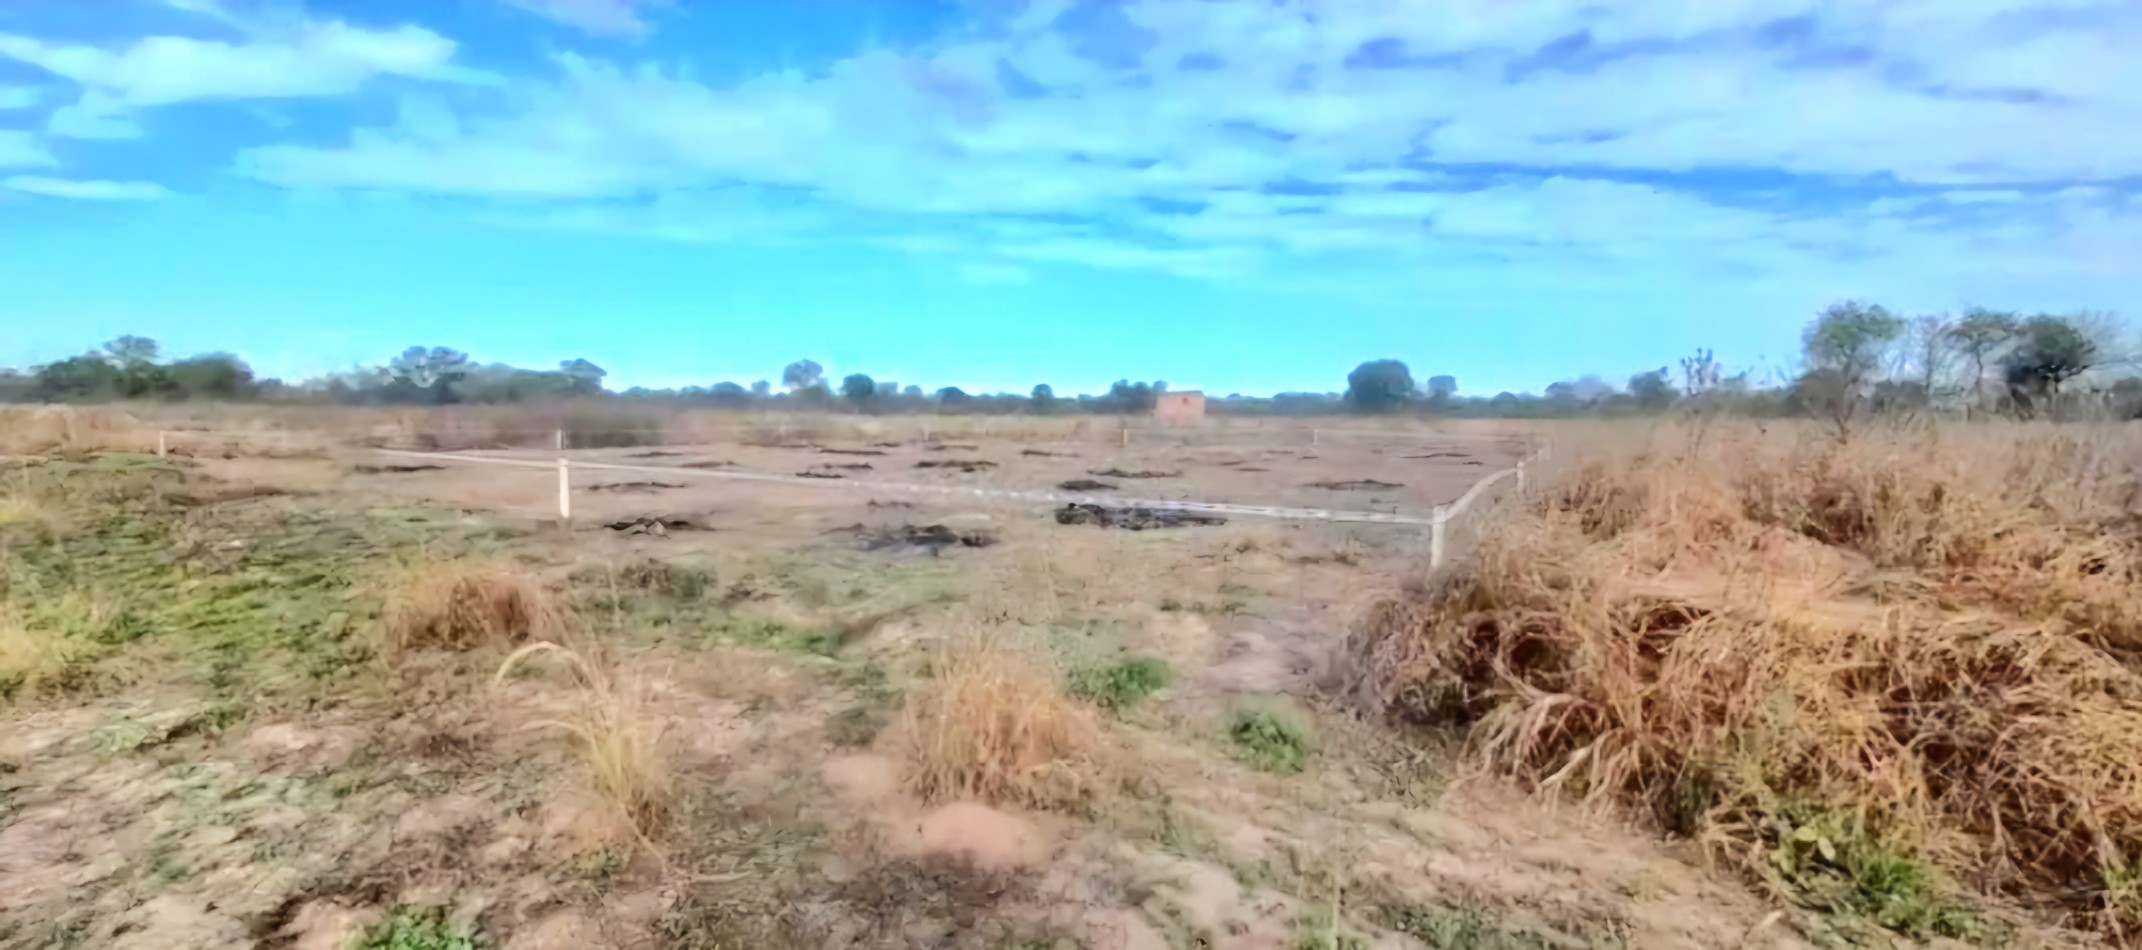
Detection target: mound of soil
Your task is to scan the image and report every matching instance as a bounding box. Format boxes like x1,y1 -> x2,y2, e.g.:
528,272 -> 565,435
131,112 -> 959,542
1089,468 -> 1180,479
1306,479 -> 1403,491
1021,449 -> 1072,457
798,471 -> 846,479
915,460 -> 998,473
603,515 -> 707,536
868,499 -> 916,509
628,450 -> 682,458
682,460 -> 734,469
1054,504 -> 1225,530
820,448 -> 887,456
924,443 -> 979,451
587,481 -> 683,493
1056,479 -> 1118,492
1403,452 -> 1469,460
351,464 -> 444,474
816,463 -> 875,471
845,523 -> 998,552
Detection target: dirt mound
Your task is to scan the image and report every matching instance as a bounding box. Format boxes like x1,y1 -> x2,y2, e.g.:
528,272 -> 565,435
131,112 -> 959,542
1020,449 -> 1071,457
819,448 -> 886,456
1055,504 -> 1225,530
814,462 -> 874,472
604,515 -> 708,536
1055,479 -> 1117,492
350,463 -> 444,474
1089,468 -> 1179,479
914,460 -> 997,473
1353,424 -> 2142,941
1306,479 -> 1402,491
681,460 -> 733,469
586,481 -> 682,493
628,450 -> 681,458
843,523 -> 997,553
1403,451 -> 1468,460
797,470 -> 846,479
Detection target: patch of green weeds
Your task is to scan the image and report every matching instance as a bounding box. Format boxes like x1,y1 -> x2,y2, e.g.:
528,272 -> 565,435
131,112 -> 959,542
1067,655 -> 1172,712
2106,856 -> 2142,936
1228,701 -> 1312,775
575,846 -> 630,886
725,616 -> 842,657
353,906 -> 487,950
1764,804 -> 1986,942
1294,903 -> 1369,950
1383,902 -> 1556,949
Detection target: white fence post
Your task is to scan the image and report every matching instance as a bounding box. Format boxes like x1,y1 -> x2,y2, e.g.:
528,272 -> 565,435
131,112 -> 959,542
1120,425 -> 1129,448
556,457 -> 572,525
1516,460 -> 1527,494
156,431 -> 167,458
554,428 -> 564,452
1430,504 -> 1449,569
1312,427 -> 1320,447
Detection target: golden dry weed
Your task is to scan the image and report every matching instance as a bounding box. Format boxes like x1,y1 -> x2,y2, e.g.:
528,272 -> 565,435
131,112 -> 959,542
380,560 -> 563,656
1355,420 -> 2142,937
893,628 -> 1107,812
497,641 -> 676,845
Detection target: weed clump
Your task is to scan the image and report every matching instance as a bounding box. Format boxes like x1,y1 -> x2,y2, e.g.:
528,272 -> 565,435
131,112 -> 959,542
1228,701 -> 1312,774
1067,655 -> 1172,712
352,905 -> 485,950
381,561 -> 562,655
893,631 -> 1105,811
1353,422 -> 2142,938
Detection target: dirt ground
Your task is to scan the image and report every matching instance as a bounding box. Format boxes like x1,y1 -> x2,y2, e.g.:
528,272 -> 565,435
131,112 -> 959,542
0,422 -> 1814,949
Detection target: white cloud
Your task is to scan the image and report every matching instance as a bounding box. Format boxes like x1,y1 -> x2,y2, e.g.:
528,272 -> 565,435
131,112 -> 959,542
0,22 -> 476,107
502,0 -> 668,37
0,85 -> 40,110
4,176 -> 171,200
0,131 -> 55,169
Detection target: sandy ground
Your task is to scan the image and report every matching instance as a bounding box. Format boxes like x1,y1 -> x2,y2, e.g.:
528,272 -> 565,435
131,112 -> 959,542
0,422 -> 1820,949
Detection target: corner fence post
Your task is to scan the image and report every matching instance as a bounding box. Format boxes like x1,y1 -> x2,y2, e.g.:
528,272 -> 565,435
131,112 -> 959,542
1430,504 -> 1449,569
556,457 -> 572,525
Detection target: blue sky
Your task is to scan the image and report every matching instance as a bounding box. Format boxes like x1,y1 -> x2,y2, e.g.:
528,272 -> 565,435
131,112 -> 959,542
2,0 -> 2139,396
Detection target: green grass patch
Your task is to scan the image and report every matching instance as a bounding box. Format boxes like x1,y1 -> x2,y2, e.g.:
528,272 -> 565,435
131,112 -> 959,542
725,616 -> 842,656
1382,903 -> 1551,950
1765,805 -> 1986,942
1067,655 -> 1172,712
1228,700 -> 1313,774
353,906 -> 487,950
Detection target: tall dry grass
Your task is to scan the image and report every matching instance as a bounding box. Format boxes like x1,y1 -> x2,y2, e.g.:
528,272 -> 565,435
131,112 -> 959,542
892,628 -> 1107,812
1354,420 -> 2142,937
497,641 -> 676,845
0,407 -> 151,457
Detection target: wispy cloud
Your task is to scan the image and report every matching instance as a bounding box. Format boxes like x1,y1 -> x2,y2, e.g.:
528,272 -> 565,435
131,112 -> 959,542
500,0 -> 669,37
0,85 -> 40,110
0,131 -> 55,169
4,176 -> 171,201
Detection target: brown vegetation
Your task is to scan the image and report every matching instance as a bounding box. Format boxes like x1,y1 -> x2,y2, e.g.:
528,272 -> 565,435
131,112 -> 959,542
379,560 -> 564,656
891,629 -> 1106,812
497,641 -> 676,843
1355,420 -> 2142,938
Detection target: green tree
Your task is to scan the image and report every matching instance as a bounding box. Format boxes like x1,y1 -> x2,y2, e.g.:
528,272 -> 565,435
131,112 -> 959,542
1801,301 -> 1904,438
1030,383 -> 1057,413
1344,359 -> 1414,413
558,358 -> 607,396
1628,368 -> 1677,411
2003,314 -> 2099,419
841,373 -> 876,403
781,359 -> 823,392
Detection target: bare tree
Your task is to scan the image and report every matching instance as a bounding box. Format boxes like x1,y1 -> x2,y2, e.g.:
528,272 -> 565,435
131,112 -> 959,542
1943,309 -> 2018,420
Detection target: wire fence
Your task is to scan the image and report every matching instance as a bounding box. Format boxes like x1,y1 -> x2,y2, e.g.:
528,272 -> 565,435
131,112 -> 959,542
151,427 -> 1551,570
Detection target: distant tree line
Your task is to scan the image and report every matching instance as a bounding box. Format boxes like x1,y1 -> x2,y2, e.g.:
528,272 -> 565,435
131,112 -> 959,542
3,306 -> 2134,423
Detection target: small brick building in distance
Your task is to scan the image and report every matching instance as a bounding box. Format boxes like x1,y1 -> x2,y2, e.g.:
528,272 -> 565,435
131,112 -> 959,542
1153,390 -> 1206,424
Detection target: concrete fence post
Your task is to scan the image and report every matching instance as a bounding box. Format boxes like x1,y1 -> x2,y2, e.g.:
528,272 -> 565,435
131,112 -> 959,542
1120,425 -> 1130,448
556,457 -> 572,525
1517,461 -> 1527,494
554,428 -> 564,452
156,431 -> 167,459
1430,504 -> 1449,569
1312,427 -> 1320,447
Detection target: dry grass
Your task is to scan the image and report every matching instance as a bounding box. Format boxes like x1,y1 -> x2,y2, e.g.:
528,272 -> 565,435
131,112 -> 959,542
892,627 -> 1107,812
1354,420 -> 2142,938
0,611 -> 86,700
497,641 -> 676,844
379,560 -> 564,656
0,407 -> 150,457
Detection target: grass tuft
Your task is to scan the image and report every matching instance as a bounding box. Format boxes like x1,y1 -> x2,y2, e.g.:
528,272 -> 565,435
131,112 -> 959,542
380,560 -> 562,656
893,629 -> 1105,811
497,641 -> 675,843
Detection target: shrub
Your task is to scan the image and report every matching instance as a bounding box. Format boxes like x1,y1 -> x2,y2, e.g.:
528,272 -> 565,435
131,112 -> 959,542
1067,655 -> 1173,712
497,642 -> 674,842
1353,421 -> 2142,938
